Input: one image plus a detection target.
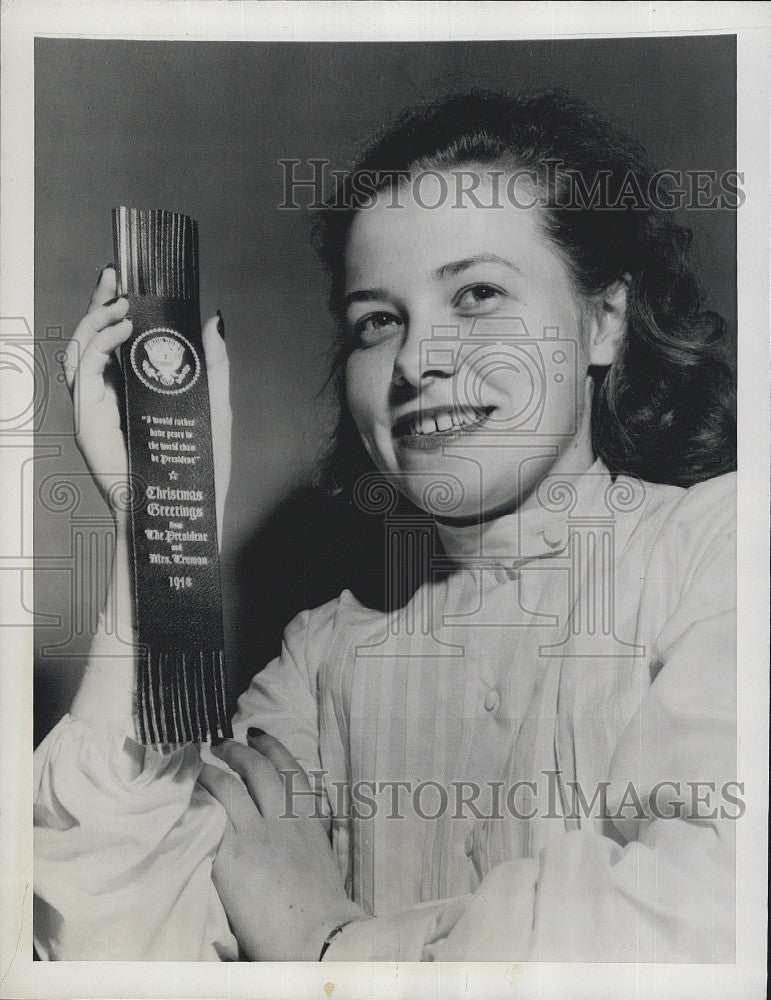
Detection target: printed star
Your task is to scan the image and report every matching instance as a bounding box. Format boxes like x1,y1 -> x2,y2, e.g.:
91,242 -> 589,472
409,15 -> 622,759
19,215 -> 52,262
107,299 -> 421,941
168,471 -> 179,481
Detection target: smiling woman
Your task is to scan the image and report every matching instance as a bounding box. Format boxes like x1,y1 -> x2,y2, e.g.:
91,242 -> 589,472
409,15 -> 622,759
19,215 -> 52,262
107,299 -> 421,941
33,89 -> 737,963
319,92 -> 735,502
341,173 -> 605,519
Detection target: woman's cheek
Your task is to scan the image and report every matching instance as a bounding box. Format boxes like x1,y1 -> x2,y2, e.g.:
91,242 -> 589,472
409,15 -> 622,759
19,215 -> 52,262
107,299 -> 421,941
345,353 -> 369,426
347,349 -> 389,419
345,354 -> 383,459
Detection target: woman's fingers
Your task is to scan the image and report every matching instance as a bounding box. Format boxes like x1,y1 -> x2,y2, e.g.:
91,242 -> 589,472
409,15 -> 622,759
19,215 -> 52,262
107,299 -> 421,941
247,730 -> 311,791
86,264 -> 117,313
62,267 -> 124,394
201,312 -> 228,383
64,296 -> 132,395
66,318 -> 134,404
201,313 -> 232,540
209,740 -> 287,817
246,731 -> 326,823
198,761 -> 261,834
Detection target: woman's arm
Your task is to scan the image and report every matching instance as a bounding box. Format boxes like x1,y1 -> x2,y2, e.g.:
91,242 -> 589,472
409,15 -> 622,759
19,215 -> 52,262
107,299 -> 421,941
202,477 -> 737,963
63,266 -> 232,738
61,270 -> 137,734
198,732 -> 365,962
33,719 -> 235,960
333,478 -> 739,962
33,267 -> 236,959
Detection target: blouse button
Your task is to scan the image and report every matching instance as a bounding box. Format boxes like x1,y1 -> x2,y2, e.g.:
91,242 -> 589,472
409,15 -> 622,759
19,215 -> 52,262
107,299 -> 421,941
484,688 -> 500,712
543,512 -> 567,549
463,831 -> 474,857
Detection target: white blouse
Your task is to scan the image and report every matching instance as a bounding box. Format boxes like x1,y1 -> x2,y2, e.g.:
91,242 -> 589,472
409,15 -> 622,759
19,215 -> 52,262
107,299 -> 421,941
33,462 -> 737,961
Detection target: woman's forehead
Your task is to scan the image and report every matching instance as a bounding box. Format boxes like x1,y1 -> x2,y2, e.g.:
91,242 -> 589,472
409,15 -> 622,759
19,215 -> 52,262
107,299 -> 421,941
343,178 -> 553,286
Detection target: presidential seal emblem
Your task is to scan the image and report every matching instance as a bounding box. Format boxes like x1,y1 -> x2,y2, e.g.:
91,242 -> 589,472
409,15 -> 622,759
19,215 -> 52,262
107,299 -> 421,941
130,328 -> 201,395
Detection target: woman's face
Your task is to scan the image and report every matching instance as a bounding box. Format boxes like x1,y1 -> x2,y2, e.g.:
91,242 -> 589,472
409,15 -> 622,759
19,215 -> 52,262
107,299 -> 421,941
343,171 -> 595,519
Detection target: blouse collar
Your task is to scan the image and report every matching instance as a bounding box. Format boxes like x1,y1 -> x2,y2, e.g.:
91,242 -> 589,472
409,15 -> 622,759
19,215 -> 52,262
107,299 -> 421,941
435,458 -> 613,572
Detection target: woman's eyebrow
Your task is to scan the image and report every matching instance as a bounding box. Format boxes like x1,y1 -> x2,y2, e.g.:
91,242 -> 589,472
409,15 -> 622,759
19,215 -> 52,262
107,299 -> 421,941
435,254 -> 521,278
341,287 -> 392,310
341,254 -> 520,309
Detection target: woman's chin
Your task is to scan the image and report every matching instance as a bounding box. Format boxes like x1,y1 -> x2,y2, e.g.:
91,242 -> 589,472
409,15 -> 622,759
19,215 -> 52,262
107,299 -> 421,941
398,482 -> 510,522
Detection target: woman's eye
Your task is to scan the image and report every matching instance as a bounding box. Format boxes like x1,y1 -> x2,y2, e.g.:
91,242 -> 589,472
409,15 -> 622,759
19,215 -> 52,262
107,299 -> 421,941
353,312 -> 403,345
454,284 -> 505,313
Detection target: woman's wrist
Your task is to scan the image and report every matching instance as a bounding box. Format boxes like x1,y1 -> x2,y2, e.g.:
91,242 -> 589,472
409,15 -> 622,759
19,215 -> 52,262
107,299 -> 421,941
318,918 -> 362,960
69,521 -> 138,733
308,904 -> 367,962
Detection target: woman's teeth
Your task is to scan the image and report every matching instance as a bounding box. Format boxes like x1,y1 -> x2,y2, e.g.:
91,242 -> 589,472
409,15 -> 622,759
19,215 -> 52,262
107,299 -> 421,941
401,408 -> 488,436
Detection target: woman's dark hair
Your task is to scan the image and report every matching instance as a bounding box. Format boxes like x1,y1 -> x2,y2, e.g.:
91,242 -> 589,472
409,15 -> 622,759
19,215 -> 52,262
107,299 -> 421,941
313,89 -> 736,494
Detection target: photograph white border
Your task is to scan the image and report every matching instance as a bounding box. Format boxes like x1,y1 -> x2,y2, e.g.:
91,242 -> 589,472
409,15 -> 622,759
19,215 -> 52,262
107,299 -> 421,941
1,3 -> 768,998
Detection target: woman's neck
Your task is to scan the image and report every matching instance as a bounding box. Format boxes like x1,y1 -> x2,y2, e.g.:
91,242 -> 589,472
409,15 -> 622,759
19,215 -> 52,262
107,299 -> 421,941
435,447 -> 604,568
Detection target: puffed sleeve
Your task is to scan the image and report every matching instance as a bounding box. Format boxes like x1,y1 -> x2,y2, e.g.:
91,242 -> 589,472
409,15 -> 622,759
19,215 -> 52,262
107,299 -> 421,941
33,717 -> 234,960
325,475 -> 737,962
231,597 -> 341,763
230,595 -> 344,822
33,597 -> 342,961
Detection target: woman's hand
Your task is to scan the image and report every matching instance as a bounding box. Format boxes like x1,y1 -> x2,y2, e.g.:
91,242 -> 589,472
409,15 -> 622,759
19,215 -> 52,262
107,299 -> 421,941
62,266 -> 232,538
198,731 -> 365,961
62,267 -> 133,522
65,266 -> 233,735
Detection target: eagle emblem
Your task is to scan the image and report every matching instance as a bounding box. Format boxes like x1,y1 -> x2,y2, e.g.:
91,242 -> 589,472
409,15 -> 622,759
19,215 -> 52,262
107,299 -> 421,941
142,335 -> 191,386
131,328 -> 200,394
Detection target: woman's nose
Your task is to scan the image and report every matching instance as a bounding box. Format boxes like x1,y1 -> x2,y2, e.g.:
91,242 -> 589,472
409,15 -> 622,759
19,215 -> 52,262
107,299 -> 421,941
392,318 -> 457,388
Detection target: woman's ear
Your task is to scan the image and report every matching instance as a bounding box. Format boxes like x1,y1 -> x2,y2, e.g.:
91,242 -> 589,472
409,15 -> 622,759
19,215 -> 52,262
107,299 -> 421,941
587,275 -> 630,366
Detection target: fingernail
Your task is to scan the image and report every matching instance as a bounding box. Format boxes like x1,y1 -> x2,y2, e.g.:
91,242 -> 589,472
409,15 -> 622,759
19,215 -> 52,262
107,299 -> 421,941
216,310 -> 225,340
101,263 -> 115,276
247,727 -> 266,741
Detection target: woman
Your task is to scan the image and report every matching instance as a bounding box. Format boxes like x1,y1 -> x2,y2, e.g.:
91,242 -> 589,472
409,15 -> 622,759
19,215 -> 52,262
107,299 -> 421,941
34,91 -> 737,962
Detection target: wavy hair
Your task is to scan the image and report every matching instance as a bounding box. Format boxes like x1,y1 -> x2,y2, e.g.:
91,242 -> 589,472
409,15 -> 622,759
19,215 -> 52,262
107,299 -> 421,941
313,90 -> 736,494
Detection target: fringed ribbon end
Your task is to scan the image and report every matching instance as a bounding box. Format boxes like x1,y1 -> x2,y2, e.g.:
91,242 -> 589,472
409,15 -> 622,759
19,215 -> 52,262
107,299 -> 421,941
137,648 -> 231,746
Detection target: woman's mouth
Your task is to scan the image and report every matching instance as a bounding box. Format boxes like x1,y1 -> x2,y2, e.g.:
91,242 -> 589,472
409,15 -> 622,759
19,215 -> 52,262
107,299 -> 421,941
392,406 -> 494,450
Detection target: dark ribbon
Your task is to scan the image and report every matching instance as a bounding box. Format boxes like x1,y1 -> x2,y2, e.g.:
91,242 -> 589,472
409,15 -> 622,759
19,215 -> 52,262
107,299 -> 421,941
113,209 -> 231,745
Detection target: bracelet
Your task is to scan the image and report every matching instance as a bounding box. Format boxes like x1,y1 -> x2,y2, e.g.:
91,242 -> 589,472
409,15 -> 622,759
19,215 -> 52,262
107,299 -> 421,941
319,918 -> 358,961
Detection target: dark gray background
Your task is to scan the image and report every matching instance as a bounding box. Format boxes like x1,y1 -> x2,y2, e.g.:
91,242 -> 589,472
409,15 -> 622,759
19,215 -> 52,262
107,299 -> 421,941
34,36 -> 737,743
